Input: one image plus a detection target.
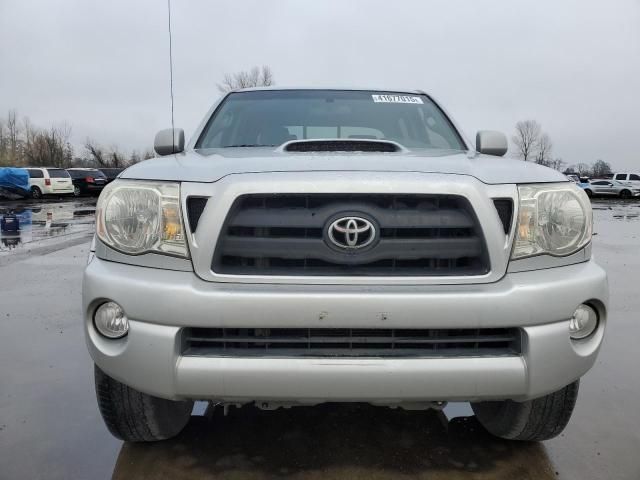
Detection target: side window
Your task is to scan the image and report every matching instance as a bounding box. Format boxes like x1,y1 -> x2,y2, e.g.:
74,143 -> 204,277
629,174 -> 640,181
615,174 -> 627,180
28,169 -> 44,178
591,181 -> 607,186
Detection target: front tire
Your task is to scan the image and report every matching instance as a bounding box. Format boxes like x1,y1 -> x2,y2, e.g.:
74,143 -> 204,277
471,380 -> 579,441
31,186 -> 42,199
584,188 -> 593,198
620,189 -> 632,199
94,365 -> 193,442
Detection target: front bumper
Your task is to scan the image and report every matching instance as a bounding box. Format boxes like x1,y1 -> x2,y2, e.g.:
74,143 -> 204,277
83,257 -> 608,403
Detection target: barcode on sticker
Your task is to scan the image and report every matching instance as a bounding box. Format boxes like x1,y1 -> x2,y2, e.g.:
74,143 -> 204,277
372,94 -> 423,104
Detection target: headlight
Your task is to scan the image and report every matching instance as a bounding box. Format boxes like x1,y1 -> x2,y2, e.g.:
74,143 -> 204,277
96,180 -> 189,257
512,183 -> 592,259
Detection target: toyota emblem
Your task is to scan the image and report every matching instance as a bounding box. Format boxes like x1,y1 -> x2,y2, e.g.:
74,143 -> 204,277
327,216 -> 376,249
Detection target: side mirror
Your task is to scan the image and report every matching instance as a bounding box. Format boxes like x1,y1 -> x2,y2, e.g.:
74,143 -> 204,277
154,128 -> 185,156
476,130 -> 508,157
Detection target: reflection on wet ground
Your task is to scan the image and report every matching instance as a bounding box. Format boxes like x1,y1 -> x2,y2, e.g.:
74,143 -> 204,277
113,404 -> 554,480
0,198 -> 96,254
591,198 -> 640,221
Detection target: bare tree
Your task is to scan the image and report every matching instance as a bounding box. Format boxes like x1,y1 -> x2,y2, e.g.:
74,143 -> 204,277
0,110 -> 22,165
547,157 -> 565,171
108,146 -> 127,168
217,65 -> 274,93
127,149 -> 153,164
512,120 -> 541,162
85,139 -> 131,167
535,133 -> 553,166
0,119 -> 6,166
22,120 -> 73,167
575,163 -> 591,177
85,138 -> 107,166
591,159 -> 612,178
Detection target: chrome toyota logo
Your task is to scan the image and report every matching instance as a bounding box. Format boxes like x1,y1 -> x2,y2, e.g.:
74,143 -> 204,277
328,216 -> 376,249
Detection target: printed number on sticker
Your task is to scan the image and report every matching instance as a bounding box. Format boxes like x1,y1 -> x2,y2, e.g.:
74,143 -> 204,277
372,95 -> 423,104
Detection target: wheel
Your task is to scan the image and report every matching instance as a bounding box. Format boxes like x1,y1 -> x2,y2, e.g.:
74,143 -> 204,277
31,186 -> 42,199
471,380 -> 579,441
73,185 -> 81,197
620,189 -> 632,199
94,365 -> 193,442
584,189 -> 593,198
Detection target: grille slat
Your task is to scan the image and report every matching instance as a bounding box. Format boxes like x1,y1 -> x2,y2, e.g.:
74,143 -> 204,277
213,194 -> 490,276
183,327 -> 521,358
229,206 -> 475,229
220,237 -> 483,262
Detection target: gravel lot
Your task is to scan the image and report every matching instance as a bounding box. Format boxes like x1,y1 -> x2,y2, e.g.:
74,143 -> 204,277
0,198 -> 638,479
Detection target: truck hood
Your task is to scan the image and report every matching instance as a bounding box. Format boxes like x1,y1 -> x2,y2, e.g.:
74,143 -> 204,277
121,147 -> 567,185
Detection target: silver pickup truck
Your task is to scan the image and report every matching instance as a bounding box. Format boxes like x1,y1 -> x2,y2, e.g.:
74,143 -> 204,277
84,88 -> 607,442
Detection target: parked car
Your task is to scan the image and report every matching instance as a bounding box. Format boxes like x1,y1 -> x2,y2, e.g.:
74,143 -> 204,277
84,88 -> 607,444
612,173 -> 640,188
584,179 -> 640,198
565,173 -> 581,183
97,167 -> 125,184
0,167 -> 30,199
66,168 -> 108,196
25,167 -> 74,198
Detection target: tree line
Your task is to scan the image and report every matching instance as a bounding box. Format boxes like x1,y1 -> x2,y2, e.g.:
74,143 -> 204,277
511,119 -> 612,177
0,110 -> 153,169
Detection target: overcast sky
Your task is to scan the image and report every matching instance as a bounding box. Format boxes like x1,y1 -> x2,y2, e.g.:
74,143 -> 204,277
1,0 -> 639,169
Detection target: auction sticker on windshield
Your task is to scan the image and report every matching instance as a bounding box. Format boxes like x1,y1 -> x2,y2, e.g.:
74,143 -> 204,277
372,94 -> 424,104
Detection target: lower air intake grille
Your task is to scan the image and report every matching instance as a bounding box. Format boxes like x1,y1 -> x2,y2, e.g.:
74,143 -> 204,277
182,327 -> 521,358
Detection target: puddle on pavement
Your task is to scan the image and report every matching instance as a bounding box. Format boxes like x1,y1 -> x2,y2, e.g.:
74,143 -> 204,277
0,198 -> 96,253
591,199 -> 640,220
113,404 -> 555,480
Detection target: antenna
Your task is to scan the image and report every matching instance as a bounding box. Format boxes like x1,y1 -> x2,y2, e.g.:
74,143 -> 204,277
167,0 -> 175,149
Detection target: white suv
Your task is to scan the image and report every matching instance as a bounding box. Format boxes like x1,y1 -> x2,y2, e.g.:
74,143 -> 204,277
25,167 -> 74,198
613,173 -> 640,188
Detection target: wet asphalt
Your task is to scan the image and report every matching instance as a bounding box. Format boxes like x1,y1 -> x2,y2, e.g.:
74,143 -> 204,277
0,197 -> 639,480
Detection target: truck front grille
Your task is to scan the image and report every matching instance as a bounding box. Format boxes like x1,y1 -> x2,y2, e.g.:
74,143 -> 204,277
182,327 -> 521,358
212,194 -> 490,276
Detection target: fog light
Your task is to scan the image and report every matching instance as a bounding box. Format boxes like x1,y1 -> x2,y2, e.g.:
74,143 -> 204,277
94,302 -> 129,339
569,304 -> 598,340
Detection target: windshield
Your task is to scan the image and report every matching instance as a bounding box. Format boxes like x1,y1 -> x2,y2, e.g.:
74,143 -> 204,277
196,90 -> 466,150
